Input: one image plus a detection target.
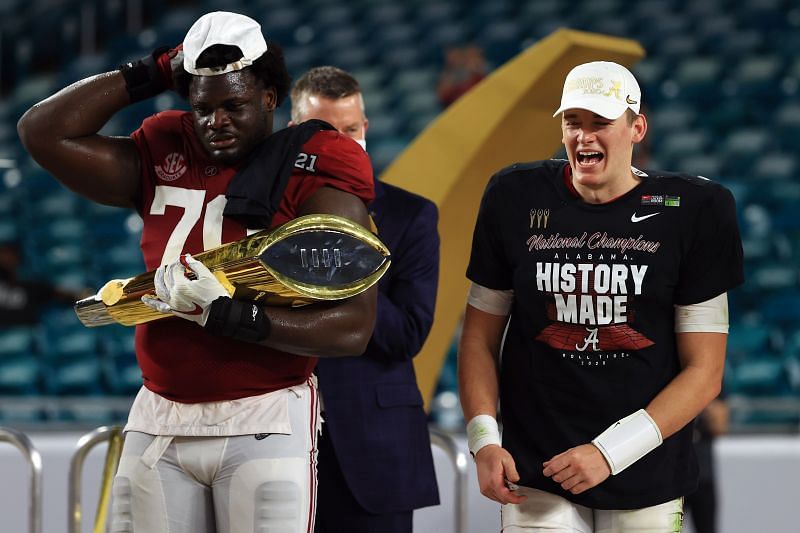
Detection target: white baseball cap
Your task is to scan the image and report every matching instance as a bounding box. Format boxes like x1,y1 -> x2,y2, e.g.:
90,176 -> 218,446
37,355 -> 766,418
552,61 -> 641,120
183,11 -> 268,76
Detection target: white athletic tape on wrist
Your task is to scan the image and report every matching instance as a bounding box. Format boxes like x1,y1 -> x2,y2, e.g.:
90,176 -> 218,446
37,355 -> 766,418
591,409 -> 663,475
467,414 -> 502,456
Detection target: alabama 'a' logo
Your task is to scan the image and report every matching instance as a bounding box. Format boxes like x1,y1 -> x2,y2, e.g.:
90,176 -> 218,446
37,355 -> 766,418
155,152 -> 187,182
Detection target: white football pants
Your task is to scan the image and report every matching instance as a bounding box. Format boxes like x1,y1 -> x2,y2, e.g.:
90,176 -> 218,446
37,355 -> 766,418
110,383 -> 320,533
502,486 -> 684,533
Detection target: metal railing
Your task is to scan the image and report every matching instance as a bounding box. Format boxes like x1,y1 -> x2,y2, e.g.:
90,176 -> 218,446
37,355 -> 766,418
0,426 -> 43,533
429,427 -> 470,533
2,424 -> 469,533
68,426 -> 124,533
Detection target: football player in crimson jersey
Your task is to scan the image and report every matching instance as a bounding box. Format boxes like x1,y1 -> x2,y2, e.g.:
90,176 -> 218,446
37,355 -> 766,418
18,12 -> 376,533
459,61 -> 743,532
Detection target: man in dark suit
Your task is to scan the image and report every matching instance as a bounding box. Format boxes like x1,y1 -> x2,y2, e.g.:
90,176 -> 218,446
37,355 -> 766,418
290,66 -> 440,532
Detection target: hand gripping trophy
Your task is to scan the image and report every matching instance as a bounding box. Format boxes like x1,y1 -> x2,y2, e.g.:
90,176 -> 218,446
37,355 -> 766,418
76,214 -> 390,327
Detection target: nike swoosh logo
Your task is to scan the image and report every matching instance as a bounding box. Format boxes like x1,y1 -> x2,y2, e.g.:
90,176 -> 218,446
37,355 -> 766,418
175,303 -> 204,315
626,95 -> 638,105
631,212 -> 661,223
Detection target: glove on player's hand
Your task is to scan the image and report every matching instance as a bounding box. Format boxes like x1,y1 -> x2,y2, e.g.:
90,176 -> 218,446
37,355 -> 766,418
119,44 -> 183,103
142,253 -> 229,326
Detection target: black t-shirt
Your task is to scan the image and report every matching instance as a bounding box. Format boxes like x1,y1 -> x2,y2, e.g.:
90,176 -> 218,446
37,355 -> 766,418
466,159 -> 744,509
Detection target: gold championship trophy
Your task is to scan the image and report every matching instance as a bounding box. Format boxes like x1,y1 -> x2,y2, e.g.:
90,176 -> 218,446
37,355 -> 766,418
75,214 -> 391,327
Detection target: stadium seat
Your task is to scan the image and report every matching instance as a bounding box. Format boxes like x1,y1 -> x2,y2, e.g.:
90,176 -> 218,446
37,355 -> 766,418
326,47 -> 371,72
477,20 -> 523,64
750,265 -> 798,291
365,3 -> 407,27
320,27 -> 361,48
646,102 -> 696,133
760,292 -> 800,327
41,329 -> 103,395
369,135 -> 412,174
55,400 -> 120,425
258,7 -> 303,43
736,0 -> 786,32
708,29 -> 764,60
672,57 -> 723,103
0,355 -> 41,394
350,67 -> 387,94
0,327 -> 41,394
519,0 -> 563,21
657,129 -> 710,163
707,99 -> 754,135
733,54 -> 785,98
775,102 -> 800,151
0,220 -> 16,243
728,357 -> 790,396
407,111 -> 440,138
719,127 -> 771,175
635,14 -> 688,52
313,4 -> 353,26
363,113 -> 401,138
653,35 -> 699,64
632,58 -> 667,99
282,44 -> 318,73
99,326 -> 141,395
588,18 -> 631,40
751,152 -> 798,181
674,155 -> 721,179
0,326 -> 37,357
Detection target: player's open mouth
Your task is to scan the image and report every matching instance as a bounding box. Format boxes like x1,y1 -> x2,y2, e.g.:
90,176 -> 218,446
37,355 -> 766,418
209,136 -> 236,149
577,150 -> 603,166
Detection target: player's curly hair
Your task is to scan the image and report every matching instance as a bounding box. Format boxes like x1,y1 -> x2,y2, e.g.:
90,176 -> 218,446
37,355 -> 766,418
174,42 -> 291,106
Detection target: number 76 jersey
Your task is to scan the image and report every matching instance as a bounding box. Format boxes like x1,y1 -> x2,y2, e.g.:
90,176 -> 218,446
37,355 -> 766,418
466,159 -> 743,509
128,110 -> 374,404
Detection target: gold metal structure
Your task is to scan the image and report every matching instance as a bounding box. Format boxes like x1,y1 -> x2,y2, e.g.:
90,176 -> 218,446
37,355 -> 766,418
75,214 -> 391,327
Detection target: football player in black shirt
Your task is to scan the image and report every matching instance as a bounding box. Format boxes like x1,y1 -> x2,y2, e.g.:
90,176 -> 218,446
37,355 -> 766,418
459,61 -> 743,532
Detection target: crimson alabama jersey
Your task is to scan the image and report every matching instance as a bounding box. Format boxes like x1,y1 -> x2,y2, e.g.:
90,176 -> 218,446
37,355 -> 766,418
130,110 -> 374,403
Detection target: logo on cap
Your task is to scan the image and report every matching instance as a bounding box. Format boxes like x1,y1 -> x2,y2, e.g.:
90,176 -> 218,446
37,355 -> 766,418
553,61 -> 642,119
564,77 -> 623,101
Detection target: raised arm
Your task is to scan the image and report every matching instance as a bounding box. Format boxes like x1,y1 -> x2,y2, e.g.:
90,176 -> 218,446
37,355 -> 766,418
17,70 -> 142,208
18,47 -> 179,208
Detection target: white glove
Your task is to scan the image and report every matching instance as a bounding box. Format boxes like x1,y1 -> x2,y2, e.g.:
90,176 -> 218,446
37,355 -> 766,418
142,253 -> 229,326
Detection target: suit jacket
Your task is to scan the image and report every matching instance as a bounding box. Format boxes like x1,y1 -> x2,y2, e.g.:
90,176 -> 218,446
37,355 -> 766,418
315,180 -> 441,513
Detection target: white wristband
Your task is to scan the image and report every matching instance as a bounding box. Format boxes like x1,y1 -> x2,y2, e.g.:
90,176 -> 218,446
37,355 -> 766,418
591,409 -> 663,475
466,414 -> 501,456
